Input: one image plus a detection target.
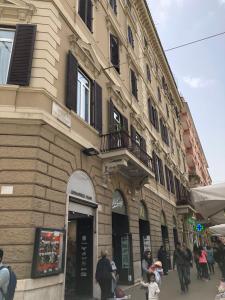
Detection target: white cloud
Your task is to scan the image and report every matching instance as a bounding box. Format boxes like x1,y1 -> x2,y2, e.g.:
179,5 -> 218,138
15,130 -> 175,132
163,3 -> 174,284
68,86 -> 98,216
218,0 -> 225,5
183,76 -> 215,88
147,0 -> 184,25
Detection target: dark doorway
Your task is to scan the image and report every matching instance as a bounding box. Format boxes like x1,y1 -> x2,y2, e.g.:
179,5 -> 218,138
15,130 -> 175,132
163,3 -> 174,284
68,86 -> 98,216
173,228 -> 179,246
65,212 -> 93,300
139,219 -> 151,260
161,225 -> 171,269
112,213 -> 134,285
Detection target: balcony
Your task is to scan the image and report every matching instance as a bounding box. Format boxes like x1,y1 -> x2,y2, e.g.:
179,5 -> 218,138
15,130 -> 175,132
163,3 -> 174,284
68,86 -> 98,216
177,195 -> 196,215
100,130 -> 155,186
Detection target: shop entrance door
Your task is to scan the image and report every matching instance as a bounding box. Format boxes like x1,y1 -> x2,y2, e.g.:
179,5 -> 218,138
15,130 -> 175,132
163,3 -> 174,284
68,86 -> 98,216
139,219 -> 151,260
112,213 -> 134,285
65,212 -> 93,300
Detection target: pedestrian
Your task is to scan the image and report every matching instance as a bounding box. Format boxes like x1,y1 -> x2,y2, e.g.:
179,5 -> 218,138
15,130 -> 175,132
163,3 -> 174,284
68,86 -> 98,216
157,246 -> 169,275
140,272 -> 160,300
193,244 -> 201,279
149,261 -> 163,286
198,246 -> 210,281
95,250 -> 113,300
0,248 -> 17,300
182,243 -> 193,285
206,245 -> 215,275
214,240 -> 225,279
173,242 -> 190,294
111,260 -> 118,297
142,250 -> 153,300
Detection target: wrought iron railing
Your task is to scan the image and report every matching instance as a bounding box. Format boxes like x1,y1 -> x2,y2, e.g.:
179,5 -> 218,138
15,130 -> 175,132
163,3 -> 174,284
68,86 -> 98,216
100,130 -> 153,172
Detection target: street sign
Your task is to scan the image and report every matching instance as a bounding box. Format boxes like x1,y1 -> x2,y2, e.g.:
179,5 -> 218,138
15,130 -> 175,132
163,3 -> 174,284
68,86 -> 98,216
193,223 -> 205,232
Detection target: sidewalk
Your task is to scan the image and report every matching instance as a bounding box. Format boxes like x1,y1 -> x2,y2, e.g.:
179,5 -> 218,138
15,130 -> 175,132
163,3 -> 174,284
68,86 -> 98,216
122,267 -> 221,300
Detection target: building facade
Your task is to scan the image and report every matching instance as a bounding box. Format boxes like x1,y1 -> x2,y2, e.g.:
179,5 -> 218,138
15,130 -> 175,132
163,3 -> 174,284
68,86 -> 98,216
0,1 -> 194,299
181,101 -> 211,188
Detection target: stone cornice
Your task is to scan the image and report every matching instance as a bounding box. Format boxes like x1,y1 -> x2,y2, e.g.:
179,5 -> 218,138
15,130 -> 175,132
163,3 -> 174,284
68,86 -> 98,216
0,0 -> 35,22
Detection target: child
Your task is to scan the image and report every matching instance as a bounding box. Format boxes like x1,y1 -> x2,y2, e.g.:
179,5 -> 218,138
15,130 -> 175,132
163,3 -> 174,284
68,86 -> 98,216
149,261 -> 163,286
141,272 -> 160,300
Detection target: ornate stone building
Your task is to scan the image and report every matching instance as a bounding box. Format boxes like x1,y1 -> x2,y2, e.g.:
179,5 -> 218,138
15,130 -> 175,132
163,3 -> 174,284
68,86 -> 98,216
0,0 -> 195,299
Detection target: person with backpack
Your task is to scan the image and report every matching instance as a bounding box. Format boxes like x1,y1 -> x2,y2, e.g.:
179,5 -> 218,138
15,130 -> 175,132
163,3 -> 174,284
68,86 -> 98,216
95,250 -> 113,300
0,248 -> 17,300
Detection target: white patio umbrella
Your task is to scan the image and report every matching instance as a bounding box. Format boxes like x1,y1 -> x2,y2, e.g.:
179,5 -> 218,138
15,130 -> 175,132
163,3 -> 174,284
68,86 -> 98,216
209,224 -> 225,236
191,182 -> 225,224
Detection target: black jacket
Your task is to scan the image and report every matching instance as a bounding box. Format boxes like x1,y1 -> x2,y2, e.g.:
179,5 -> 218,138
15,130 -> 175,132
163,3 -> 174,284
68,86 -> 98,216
95,257 -> 112,282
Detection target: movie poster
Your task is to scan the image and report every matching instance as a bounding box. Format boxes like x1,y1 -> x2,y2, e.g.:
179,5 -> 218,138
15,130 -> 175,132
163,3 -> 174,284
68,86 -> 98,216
32,228 -> 65,278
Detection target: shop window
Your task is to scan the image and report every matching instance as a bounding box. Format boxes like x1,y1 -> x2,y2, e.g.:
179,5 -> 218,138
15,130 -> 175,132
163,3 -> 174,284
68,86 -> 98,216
109,0 -> 117,14
130,69 -> 138,99
128,25 -> 134,48
78,0 -> 93,32
0,25 -> 36,86
110,34 -> 120,73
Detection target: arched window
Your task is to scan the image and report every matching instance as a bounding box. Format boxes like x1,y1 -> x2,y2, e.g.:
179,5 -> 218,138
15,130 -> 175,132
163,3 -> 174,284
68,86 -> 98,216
139,201 -> 148,221
161,211 -> 167,226
128,25 -> 134,48
112,190 -> 126,215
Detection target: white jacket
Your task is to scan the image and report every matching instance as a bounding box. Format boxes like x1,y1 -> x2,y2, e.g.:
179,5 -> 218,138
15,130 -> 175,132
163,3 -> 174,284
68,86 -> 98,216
141,281 -> 160,300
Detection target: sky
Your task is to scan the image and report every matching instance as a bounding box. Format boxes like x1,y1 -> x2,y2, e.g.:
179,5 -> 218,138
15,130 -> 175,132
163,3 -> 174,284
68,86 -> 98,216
147,0 -> 225,184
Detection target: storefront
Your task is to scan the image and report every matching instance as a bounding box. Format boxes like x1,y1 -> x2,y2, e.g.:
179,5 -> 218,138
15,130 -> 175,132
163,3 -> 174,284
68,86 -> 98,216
65,170 -> 97,299
112,190 -> 134,285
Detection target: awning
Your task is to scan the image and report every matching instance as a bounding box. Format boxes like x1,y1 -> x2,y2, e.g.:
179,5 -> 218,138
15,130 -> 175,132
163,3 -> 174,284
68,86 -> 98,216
191,182 -> 225,224
209,224 -> 225,236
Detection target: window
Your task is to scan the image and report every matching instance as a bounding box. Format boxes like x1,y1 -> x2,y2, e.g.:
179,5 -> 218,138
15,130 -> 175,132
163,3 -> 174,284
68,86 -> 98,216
144,36 -> 148,48
148,98 -> 159,130
153,151 -> 165,185
77,70 -> 91,123
0,29 -> 15,84
130,69 -> 138,99
128,25 -> 134,48
173,118 -> 176,132
166,104 -> 169,118
157,87 -> 161,102
165,166 -> 175,193
160,118 -> 169,146
135,131 -> 141,146
109,0 -> 117,14
110,34 -> 120,73
146,64 -> 151,82
78,0 -> 93,32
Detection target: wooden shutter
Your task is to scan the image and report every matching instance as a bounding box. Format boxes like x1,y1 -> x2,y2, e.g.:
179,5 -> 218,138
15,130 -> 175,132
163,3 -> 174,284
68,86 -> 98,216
78,0 -> 86,21
109,98 -> 115,132
66,51 -> 78,111
158,158 -> 165,186
87,0 -> 93,32
170,171 -> 175,194
7,24 -> 36,86
93,81 -> 102,133
148,98 -> 154,124
140,137 -> 147,166
130,69 -> 137,98
165,166 -> 170,191
154,109 -> 159,131
152,151 -> 159,182
122,115 -> 129,147
130,125 -> 136,141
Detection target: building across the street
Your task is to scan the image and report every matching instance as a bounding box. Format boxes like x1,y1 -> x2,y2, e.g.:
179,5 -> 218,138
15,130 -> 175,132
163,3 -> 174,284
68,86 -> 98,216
0,0 -> 204,299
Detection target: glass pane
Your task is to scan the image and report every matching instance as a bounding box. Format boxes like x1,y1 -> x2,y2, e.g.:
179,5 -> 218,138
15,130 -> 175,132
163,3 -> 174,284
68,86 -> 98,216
112,190 -> 126,215
0,29 -> 15,85
77,70 -> 90,123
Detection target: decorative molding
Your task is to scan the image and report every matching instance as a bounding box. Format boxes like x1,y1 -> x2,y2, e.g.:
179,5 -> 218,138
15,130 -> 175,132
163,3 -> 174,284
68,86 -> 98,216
0,0 -> 36,22
106,81 -> 128,112
69,34 -> 101,77
130,111 -> 146,132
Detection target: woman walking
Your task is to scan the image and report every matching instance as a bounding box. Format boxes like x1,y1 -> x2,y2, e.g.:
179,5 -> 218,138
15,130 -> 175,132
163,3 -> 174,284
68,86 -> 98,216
199,246 -> 210,281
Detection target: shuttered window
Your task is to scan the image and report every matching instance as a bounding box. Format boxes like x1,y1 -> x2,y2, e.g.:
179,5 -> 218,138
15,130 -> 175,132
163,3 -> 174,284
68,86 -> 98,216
148,98 -> 159,131
7,24 -> 36,86
165,166 -> 175,193
160,118 -> 169,146
157,87 -> 161,102
130,69 -> 138,99
78,0 -> 93,32
146,64 -> 151,82
128,25 -> 134,48
66,51 -> 102,132
153,151 -> 164,185
109,0 -> 117,14
110,34 -> 120,73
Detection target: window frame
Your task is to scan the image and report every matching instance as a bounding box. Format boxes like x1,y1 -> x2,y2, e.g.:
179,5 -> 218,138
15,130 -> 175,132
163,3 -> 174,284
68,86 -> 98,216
78,0 -> 93,32
128,25 -> 134,48
77,68 -> 91,124
0,27 -> 15,85
130,68 -> 138,99
110,33 -> 120,73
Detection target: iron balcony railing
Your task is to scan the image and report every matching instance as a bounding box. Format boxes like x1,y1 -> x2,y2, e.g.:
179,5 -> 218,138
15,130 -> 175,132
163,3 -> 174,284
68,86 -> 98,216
100,130 -> 153,172
177,195 -> 195,209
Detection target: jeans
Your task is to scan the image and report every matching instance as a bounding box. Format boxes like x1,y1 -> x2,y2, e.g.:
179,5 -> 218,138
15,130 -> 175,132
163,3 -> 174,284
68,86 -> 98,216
177,264 -> 189,292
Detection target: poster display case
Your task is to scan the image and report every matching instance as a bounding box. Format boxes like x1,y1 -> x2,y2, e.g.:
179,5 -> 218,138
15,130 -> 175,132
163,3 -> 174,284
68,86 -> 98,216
31,227 -> 65,278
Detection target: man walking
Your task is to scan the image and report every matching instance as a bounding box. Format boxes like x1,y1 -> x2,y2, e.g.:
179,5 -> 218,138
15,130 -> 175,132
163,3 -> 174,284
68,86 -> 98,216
173,242 -> 190,294
0,249 -> 10,300
182,243 -> 193,285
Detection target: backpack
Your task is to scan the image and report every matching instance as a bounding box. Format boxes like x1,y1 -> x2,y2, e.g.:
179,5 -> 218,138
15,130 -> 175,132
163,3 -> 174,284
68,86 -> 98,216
0,266 -> 17,300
